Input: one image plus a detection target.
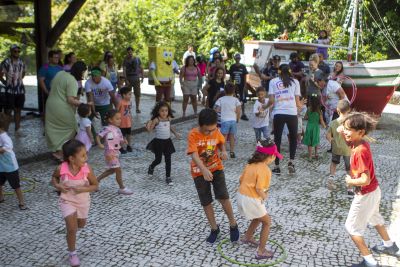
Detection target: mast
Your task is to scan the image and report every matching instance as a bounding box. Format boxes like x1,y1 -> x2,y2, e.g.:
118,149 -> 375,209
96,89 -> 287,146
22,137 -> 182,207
347,0 -> 359,62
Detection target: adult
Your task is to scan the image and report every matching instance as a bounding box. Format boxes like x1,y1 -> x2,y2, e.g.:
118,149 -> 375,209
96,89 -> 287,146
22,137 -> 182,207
0,44 -> 26,135
123,47 -> 144,113
259,55 -> 281,92
278,29 -> 289,40
305,53 -> 322,98
265,64 -> 303,174
202,67 -> 225,109
228,53 -> 249,120
63,52 -> 77,72
196,55 -> 207,102
288,52 -> 305,81
318,53 -> 331,75
45,61 -> 87,161
182,45 -> 196,65
179,55 -> 201,117
329,61 -> 345,85
100,51 -> 118,90
170,60 -> 180,102
207,56 -> 225,81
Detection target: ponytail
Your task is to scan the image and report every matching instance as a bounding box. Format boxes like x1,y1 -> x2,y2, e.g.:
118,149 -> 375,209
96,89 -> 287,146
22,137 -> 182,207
278,64 -> 294,88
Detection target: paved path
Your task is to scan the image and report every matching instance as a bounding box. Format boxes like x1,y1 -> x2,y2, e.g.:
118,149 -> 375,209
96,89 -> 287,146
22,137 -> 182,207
1,106 -> 399,266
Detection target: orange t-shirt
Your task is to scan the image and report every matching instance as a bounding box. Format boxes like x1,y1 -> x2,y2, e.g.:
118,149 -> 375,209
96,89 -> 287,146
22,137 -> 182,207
187,127 -> 225,178
117,99 -> 132,128
238,163 -> 271,199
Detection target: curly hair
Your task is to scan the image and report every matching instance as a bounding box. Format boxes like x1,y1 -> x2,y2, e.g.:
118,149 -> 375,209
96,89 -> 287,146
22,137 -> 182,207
150,101 -> 174,120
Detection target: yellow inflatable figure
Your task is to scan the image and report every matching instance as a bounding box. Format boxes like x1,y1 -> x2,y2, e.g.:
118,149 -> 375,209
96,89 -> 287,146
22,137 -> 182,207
148,46 -> 176,102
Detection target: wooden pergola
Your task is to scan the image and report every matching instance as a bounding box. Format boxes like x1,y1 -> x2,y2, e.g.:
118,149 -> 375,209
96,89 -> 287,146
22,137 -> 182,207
0,0 -> 86,112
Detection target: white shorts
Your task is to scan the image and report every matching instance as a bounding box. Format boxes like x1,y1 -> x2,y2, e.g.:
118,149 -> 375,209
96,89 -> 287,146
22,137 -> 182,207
345,187 -> 385,236
237,192 -> 267,220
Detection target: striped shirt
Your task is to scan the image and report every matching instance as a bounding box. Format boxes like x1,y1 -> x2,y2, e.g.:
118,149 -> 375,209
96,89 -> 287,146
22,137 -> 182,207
1,58 -> 25,94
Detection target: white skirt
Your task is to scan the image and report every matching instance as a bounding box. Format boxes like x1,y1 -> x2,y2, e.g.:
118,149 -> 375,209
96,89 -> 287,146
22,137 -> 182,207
237,192 -> 267,220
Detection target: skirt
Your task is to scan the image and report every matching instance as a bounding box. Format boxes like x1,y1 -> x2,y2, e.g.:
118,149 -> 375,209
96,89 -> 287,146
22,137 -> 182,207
237,192 -> 267,220
146,138 -> 176,155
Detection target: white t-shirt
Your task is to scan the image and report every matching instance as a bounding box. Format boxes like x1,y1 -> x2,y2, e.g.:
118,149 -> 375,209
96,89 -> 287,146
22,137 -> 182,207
85,77 -> 114,106
0,132 -> 18,172
252,99 -> 269,128
269,77 -> 301,116
323,80 -> 345,110
215,96 -> 241,122
78,117 -> 92,132
183,51 -> 196,62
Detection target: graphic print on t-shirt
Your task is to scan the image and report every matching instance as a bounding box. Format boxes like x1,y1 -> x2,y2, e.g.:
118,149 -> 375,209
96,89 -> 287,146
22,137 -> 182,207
274,80 -> 294,103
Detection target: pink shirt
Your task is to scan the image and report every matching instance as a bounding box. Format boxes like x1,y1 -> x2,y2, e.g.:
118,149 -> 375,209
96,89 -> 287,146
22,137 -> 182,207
59,162 -> 90,204
183,66 -> 200,81
98,125 -> 124,151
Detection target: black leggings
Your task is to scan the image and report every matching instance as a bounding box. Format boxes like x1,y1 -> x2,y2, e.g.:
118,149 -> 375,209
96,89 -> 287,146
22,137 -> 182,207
150,150 -> 171,178
273,114 -> 298,165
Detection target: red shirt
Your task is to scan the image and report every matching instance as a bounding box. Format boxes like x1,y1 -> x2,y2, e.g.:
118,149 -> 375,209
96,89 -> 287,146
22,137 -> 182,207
198,62 -> 207,76
350,141 -> 378,195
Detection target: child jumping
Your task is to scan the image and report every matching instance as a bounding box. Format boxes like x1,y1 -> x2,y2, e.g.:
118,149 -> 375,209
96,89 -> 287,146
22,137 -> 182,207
338,112 -> 399,267
51,140 -> 98,267
96,109 -> 133,195
146,101 -> 180,186
237,139 -> 282,259
303,95 -> 326,160
187,108 -> 239,244
76,104 -> 95,152
0,113 -> 27,210
117,87 -> 133,154
252,87 -> 270,142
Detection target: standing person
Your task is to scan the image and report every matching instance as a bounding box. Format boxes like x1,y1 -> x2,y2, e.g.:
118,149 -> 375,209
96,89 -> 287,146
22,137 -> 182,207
316,30 -> 330,60
237,139 -> 282,259
145,101 -> 180,186
228,53 -> 249,120
182,44 -> 196,65
75,104 -> 95,152
96,110 -> 133,195
277,29 -> 289,40
187,108 -> 240,244
296,97 -> 307,147
338,112 -> 399,267
318,53 -> 331,75
207,56 -> 225,81
288,52 -> 305,81
100,52 -> 118,91
203,67 -> 225,109
196,55 -> 207,102
116,87 -> 133,154
123,47 -> 144,113
63,52 -> 77,73
330,61 -> 345,85
305,53 -> 321,99
214,82 -> 241,158
170,60 -> 180,102
257,55 -> 280,92
0,44 -> 26,135
252,87 -> 270,142
265,64 -> 303,174
179,55 -> 201,117
51,140 -> 98,267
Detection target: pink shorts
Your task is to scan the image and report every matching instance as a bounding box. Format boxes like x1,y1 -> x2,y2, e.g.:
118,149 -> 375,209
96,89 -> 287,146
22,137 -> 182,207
105,150 -> 120,169
59,198 -> 90,219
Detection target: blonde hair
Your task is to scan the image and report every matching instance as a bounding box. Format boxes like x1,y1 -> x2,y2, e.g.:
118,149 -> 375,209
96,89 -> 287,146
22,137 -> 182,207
309,53 -> 320,64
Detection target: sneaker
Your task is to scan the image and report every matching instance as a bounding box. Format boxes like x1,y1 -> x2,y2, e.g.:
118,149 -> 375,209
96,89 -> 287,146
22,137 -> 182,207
288,162 -> 295,174
240,114 -> 249,121
118,188 -> 133,195
119,148 -> 127,154
230,152 -> 236,158
126,145 -> 133,152
166,177 -> 173,186
147,165 -> 154,175
372,242 -> 399,257
347,189 -> 355,196
350,260 -> 378,267
229,224 -> 240,242
206,226 -> 220,244
327,175 -> 337,190
272,167 -> 281,175
327,148 -> 332,153
69,253 -> 80,267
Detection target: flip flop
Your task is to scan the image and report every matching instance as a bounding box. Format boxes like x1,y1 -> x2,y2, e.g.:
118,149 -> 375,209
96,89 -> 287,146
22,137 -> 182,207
255,249 -> 274,260
18,204 -> 28,210
240,237 -> 259,247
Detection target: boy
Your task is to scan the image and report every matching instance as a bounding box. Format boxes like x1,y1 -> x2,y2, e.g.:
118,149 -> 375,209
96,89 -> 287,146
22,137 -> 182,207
214,82 -> 241,158
252,87 -> 269,142
0,113 -> 27,210
187,108 -> 239,244
117,87 -> 133,153
326,99 -> 353,194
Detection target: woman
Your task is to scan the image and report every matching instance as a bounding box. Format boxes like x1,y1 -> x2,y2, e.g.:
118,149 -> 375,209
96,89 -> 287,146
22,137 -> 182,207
202,67 -> 225,109
63,52 -> 77,73
265,64 -> 303,174
100,51 -> 118,90
305,53 -> 321,99
179,55 -> 201,117
45,61 -> 88,161
329,61 -> 345,85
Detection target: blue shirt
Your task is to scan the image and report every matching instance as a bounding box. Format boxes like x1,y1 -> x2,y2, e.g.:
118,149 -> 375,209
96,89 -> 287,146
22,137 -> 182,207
38,64 -> 63,91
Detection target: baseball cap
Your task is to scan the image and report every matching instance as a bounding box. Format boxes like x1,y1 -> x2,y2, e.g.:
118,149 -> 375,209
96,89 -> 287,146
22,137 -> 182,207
234,53 -> 241,59
126,46 -> 133,51
272,55 -> 281,60
10,44 -> 21,51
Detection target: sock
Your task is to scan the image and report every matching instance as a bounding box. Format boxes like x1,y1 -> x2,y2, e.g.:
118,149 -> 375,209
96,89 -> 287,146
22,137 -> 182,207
383,239 -> 394,247
69,250 -> 77,256
363,254 -> 377,265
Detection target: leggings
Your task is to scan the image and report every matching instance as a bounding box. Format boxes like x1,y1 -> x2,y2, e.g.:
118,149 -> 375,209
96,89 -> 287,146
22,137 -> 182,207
273,114 -> 298,165
150,150 -> 171,178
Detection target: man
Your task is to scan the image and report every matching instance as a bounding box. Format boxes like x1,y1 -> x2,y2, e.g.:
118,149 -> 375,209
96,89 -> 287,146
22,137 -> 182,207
123,47 -> 144,113
0,44 -> 26,135
318,53 -> 331,75
259,55 -> 281,92
289,52 -> 305,80
229,53 -> 249,120
182,45 -> 196,65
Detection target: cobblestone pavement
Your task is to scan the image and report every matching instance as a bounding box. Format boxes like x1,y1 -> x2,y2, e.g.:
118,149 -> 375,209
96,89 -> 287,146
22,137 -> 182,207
1,105 -> 400,267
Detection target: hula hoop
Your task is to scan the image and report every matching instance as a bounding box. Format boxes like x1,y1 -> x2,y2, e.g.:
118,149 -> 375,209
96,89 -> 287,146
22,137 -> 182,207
3,177 -> 36,195
217,238 -> 288,267
320,75 -> 357,112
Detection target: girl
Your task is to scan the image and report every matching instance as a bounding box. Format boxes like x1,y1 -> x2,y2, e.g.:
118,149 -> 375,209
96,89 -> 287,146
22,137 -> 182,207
96,110 -> 133,195
196,55 -> 207,103
75,104 -> 95,152
316,30 -> 330,59
146,101 -> 181,186
237,139 -> 283,260
303,96 -> 326,160
207,56 -> 225,81
202,67 -> 225,109
339,112 -> 399,267
329,61 -> 345,85
51,140 -> 98,267
63,52 -> 77,73
180,55 -> 202,117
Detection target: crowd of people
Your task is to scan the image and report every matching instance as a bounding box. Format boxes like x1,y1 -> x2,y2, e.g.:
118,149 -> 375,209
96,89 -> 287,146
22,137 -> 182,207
0,39 -> 399,267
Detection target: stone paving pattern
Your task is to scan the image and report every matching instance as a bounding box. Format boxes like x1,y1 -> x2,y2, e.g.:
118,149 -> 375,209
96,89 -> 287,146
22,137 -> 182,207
1,104 -> 400,267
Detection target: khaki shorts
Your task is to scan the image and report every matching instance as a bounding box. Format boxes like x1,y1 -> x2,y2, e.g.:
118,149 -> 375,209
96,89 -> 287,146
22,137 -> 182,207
182,80 -> 198,96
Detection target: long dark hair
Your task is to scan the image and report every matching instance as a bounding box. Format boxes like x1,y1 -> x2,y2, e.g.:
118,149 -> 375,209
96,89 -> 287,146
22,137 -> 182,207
150,101 -> 174,120
103,51 -> 112,62
213,67 -> 225,81
278,64 -> 294,88
62,139 -> 85,162
70,61 -> 87,81
334,61 -> 344,76
248,138 -> 275,164
64,52 -> 75,65
309,96 -> 321,113
184,55 -> 196,68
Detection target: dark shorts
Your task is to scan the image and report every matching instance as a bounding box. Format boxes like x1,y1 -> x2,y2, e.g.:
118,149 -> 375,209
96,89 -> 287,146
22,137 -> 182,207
0,170 -> 20,189
193,170 -> 230,206
0,93 -> 25,111
127,77 -> 141,98
332,153 -> 351,171
237,86 -> 247,103
120,127 -> 132,136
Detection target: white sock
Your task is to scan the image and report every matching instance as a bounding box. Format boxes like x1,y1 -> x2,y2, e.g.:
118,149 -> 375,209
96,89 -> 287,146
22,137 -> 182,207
363,254 -> 377,265
383,239 -> 394,247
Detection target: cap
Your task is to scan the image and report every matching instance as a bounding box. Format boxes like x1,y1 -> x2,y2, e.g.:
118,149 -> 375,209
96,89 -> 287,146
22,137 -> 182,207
10,44 -> 20,51
91,69 -> 102,77
289,52 -> 298,60
126,46 -> 133,51
256,144 -> 283,159
234,53 -> 241,59
272,55 -> 281,60
314,70 -> 328,81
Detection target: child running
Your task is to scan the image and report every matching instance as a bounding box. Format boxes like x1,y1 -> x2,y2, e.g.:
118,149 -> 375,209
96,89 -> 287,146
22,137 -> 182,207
75,104 -> 95,152
146,101 -> 180,186
117,87 -> 133,154
51,140 -> 98,267
296,97 -> 307,147
338,112 -> 399,267
96,109 -> 133,195
187,108 -> 239,244
303,95 -> 326,160
0,113 -> 27,210
237,139 -> 282,259
252,87 -> 270,142
214,82 -> 241,158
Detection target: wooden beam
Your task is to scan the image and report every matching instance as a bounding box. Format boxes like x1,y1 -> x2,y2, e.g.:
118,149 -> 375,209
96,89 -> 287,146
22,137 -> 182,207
46,0 -> 86,47
0,22 -> 35,28
0,0 -> 34,6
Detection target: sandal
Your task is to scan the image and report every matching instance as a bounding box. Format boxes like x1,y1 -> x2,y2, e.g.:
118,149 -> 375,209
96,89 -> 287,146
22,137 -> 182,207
240,237 -> 259,247
255,249 -> 274,260
18,204 -> 28,210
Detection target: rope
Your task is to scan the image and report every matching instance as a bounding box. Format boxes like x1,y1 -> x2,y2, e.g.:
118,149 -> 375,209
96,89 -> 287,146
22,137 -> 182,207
320,76 -> 358,113
3,177 -> 36,195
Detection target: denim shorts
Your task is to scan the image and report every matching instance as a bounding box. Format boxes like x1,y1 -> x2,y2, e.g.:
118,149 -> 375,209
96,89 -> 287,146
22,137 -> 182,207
220,120 -> 237,135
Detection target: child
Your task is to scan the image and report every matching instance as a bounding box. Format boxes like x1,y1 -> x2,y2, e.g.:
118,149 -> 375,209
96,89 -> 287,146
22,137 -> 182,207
326,99 -> 353,194
214,82 -> 241,158
316,30 -> 330,60
303,96 -> 326,160
145,101 -> 180,186
237,139 -> 282,259
252,87 -> 269,142
0,113 -> 27,210
187,108 -> 239,244
297,97 -> 307,147
338,112 -> 399,267
51,140 -> 98,267
96,110 -> 133,195
213,89 -> 225,128
76,104 -> 95,152
117,87 -> 133,154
